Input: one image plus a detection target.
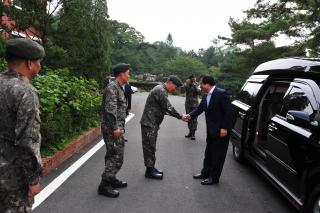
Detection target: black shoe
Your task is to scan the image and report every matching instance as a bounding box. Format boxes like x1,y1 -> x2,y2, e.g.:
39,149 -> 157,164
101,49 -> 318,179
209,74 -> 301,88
98,182 -> 119,198
201,178 -> 219,185
110,179 -> 128,188
124,138 -> 128,142
185,132 -> 192,138
193,173 -> 209,179
191,135 -> 195,140
154,167 -> 163,175
145,167 -> 163,180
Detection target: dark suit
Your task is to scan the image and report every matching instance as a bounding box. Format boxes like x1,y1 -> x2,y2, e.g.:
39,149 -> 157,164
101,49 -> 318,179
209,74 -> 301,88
189,87 -> 232,181
124,84 -> 133,115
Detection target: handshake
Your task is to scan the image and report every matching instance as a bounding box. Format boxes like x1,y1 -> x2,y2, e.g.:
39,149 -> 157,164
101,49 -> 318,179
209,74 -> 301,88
182,114 -> 191,122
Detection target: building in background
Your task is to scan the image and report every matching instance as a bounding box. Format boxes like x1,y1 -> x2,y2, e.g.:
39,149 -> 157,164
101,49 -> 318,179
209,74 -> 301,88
1,0 -> 42,42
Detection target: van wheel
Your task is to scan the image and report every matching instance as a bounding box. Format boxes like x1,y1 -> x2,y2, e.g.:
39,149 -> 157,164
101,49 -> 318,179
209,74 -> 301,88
232,144 -> 245,163
302,185 -> 320,213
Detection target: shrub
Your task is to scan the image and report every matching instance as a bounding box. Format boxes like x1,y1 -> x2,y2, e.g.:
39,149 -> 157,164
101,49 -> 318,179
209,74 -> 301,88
32,68 -> 101,156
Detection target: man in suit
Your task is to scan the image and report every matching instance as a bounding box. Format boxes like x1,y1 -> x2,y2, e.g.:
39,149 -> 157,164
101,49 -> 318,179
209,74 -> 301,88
186,75 -> 232,185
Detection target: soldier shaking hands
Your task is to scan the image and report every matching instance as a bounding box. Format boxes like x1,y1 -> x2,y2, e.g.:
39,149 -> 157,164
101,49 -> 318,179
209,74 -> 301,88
140,75 -> 189,180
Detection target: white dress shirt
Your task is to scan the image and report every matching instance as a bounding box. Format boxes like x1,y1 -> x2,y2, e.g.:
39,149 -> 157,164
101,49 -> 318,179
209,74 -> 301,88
206,86 -> 215,107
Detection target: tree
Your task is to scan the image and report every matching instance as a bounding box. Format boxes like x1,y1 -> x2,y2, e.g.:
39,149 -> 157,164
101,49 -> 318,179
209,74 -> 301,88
164,56 -> 207,80
225,0 -> 320,55
1,0 -> 63,48
55,0 -> 112,83
166,33 -> 173,46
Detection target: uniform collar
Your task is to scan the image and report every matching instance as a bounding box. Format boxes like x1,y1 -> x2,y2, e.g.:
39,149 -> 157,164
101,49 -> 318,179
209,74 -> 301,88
6,70 -> 29,82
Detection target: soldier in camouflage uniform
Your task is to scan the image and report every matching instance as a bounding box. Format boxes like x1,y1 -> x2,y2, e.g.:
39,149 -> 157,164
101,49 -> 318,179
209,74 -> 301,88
182,75 -> 201,140
140,75 -> 186,179
0,38 -> 45,212
98,63 -> 130,198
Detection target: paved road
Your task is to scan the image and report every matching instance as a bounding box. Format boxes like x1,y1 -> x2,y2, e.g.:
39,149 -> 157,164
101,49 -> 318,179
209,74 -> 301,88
34,92 -> 297,213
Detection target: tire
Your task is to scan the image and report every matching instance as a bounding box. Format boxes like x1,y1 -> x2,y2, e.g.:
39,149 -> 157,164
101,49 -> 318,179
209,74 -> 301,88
232,144 -> 245,163
302,185 -> 320,213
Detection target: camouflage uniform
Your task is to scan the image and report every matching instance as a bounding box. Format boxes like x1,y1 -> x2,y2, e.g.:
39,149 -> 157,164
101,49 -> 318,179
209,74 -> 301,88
101,80 -> 127,182
140,84 -> 182,167
182,80 -> 201,132
0,71 -> 42,213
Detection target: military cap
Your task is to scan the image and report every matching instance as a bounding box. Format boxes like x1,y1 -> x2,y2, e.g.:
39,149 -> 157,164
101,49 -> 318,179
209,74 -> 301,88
6,38 -> 45,60
112,63 -> 131,76
168,75 -> 183,87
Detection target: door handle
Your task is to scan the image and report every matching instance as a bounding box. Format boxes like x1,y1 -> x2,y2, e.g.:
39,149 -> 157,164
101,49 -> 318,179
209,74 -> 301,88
239,112 -> 246,119
268,123 -> 278,131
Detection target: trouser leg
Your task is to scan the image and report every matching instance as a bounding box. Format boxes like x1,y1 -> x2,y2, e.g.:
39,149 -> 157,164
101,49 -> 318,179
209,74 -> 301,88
141,125 -> 158,168
210,136 -> 230,181
101,134 -> 125,182
0,187 -> 33,213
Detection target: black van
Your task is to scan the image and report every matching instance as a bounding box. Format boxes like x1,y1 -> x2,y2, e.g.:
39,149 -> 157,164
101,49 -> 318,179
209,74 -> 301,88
231,58 -> 320,212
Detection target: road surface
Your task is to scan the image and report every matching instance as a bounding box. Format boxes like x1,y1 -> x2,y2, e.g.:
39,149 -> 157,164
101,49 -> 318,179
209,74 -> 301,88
34,92 -> 297,213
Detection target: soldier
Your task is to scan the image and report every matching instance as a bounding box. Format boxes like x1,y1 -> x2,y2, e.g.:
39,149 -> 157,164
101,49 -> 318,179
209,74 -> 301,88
98,63 -> 130,198
140,75 -> 187,179
0,38 -> 45,212
182,74 -> 202,140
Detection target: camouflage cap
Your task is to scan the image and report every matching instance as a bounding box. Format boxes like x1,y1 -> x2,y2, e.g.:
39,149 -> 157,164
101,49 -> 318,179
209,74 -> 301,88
6,38 -> 45,60
168,75 -> 183,87
112,63 -> 131,76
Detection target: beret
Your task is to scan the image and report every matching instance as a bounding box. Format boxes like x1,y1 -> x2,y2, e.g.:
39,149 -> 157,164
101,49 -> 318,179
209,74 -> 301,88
168,75 -> 182,87
6,38 -> 45,60
112,63 -> 131,76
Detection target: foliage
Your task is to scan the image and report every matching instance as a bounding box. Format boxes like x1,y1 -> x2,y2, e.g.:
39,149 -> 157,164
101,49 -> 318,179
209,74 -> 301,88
164,55 -> 207,80
0,0 -> 62,47
50,0 -> 112,85
32,68 -> 101,156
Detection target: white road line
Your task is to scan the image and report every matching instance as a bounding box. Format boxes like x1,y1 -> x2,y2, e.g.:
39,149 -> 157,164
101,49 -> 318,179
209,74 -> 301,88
33,113 -> 135,210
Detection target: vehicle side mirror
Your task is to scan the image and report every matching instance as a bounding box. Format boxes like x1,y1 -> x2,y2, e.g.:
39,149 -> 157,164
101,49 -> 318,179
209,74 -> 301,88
286,110 -> 311,128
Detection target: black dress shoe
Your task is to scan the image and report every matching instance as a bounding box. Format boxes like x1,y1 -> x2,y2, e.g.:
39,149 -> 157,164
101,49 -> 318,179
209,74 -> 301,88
110,179 -> 128,188
98,183 -> 119,198
193,173 -> 208,179
145,167 -> 163,180
191,135 -> 195,140
201,178 -> 219,185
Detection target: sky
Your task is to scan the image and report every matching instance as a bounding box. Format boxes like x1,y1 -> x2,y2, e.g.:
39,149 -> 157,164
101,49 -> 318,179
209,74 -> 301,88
108,0 -> 257,51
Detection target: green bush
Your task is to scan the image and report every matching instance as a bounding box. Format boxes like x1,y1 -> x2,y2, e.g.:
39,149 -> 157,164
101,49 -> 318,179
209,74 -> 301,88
32,68 -> 101,157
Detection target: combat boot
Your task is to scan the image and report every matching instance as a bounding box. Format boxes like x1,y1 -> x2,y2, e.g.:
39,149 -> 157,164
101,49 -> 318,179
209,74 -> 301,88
154,167 -> 163,175
145,167 -> 163,179
191,131 -> 196,140
185,131 -> 192,138
98,181 -> 119,198
110,178 -> 128,188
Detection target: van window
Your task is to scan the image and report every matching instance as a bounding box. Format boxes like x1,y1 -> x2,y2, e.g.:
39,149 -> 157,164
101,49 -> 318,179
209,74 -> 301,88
280,87 -> 314,118
237,82 -> 263,106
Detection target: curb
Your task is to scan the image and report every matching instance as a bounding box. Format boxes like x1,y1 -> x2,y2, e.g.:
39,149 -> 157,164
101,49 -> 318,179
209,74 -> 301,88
41,126 -> 101,176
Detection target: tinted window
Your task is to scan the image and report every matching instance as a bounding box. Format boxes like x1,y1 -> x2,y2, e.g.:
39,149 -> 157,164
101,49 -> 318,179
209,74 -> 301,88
237,82 -> 262,106
280,87 -> 314,117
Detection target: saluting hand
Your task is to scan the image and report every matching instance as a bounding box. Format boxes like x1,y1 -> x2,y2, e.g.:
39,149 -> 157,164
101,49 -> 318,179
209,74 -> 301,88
113,128 -> 122,138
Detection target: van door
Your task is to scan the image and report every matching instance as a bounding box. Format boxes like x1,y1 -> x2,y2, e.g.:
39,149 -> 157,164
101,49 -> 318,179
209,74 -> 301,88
266,81 -> 317,195
231,80 -> 264,148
